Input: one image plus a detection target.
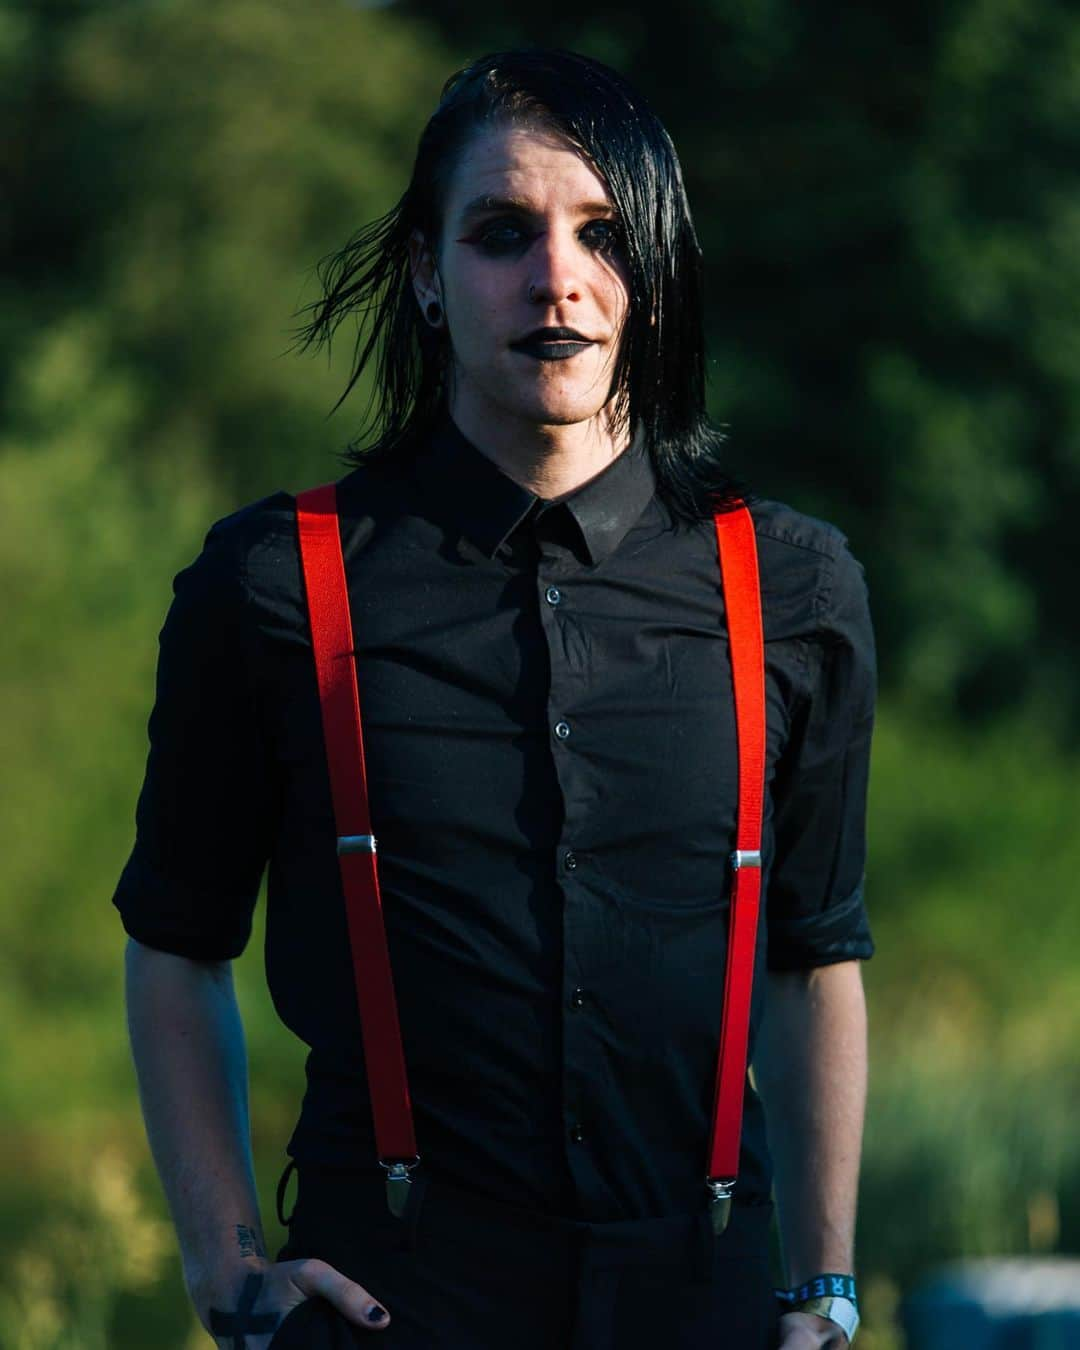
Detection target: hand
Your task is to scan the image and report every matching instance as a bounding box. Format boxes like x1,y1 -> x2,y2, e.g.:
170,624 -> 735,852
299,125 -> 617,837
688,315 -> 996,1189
197,1257 -> 391,1346
778,1310 -> 849,1348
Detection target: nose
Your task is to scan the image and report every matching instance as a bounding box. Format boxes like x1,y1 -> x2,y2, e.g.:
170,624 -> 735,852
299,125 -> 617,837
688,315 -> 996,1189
526,225 -> 582,305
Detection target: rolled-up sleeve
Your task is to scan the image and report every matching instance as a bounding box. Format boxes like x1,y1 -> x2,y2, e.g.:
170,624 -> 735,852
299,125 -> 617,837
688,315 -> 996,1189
765,540 -> 876,970
111,516 -> 278,960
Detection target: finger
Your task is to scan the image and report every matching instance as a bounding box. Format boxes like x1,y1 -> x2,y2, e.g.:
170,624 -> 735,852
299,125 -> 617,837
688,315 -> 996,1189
291,1257 -> 391,1330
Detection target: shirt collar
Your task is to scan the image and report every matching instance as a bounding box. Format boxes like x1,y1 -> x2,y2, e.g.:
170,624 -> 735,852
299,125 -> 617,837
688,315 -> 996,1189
417,412 -> 656,566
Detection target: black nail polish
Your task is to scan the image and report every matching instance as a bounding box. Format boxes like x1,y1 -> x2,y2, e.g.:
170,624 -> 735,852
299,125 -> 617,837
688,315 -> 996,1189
367,1305 -> 388,1322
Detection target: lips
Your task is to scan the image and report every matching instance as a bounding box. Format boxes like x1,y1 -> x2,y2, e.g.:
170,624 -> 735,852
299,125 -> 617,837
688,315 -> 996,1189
509,327 -> 596,361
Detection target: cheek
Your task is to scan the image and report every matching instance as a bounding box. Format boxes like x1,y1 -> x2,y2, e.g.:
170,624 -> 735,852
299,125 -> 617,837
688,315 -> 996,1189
591,260 -> 630,318
447,257 -> 517,317
447,294 -> 505,362
613,266 -> 633,311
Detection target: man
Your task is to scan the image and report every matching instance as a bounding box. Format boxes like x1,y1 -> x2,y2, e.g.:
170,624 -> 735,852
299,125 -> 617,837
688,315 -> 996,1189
116,49 -> 874,1349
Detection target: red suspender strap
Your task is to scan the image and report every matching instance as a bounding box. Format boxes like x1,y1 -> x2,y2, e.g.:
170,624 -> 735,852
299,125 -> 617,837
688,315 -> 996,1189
295,484 -> 764,1230
295,484 -> 419,1215
707,502 -> 766,1233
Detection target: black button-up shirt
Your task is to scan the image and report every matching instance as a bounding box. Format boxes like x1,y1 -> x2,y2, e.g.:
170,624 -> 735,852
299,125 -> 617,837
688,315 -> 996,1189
112,412 -> 876,1223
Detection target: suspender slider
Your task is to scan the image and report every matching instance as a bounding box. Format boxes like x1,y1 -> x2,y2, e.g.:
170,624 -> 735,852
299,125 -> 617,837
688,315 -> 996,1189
338,834 -> 377,855
706,1176 -> 735,1234
731,849 -> 761,869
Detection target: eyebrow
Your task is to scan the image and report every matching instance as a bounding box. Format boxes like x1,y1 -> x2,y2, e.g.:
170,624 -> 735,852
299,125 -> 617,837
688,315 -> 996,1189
458,194 -> 616,221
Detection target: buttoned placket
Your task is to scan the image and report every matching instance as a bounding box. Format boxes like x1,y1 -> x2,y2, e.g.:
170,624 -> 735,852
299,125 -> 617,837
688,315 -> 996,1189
531,506 -> 601,1194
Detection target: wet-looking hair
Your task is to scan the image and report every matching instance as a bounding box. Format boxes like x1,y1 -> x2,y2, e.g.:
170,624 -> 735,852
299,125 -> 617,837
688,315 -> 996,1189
289,47 -> 740,521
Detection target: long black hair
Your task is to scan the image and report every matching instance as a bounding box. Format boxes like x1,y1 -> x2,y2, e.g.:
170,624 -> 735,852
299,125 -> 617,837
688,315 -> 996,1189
288,47 -> 741,520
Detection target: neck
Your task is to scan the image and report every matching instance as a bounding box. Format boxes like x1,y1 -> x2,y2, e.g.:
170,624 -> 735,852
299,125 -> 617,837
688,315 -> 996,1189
447,392 -> 630,499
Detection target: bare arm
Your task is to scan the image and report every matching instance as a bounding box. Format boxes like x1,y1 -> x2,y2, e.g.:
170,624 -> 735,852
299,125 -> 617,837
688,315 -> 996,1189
753,960 -> 868,1345
123,938 -> 269,1302
123,937 -> 391,1342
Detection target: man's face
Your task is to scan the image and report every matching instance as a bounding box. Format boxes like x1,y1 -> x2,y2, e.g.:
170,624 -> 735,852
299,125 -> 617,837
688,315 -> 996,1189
411,121 -> 631,435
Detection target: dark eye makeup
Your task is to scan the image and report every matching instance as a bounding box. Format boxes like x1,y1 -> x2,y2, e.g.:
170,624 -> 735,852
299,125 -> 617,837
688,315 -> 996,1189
456,217 -> 622,257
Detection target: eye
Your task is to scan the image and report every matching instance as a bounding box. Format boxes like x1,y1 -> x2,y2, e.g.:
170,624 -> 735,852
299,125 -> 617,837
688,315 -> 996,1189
580,219 -> 622,253
461,217 -> 624,258
468,220 -> 530,254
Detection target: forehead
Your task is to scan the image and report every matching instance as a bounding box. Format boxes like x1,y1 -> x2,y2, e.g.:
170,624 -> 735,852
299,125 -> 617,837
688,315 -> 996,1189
444,121 -> 614,220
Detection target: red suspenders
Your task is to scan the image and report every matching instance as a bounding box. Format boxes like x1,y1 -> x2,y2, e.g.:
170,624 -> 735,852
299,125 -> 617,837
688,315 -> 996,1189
706,505 -> 766,1231
295,484 -> 765,1235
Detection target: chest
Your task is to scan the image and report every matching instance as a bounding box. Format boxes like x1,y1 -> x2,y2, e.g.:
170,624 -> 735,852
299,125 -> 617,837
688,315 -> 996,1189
265,524 -> 803,901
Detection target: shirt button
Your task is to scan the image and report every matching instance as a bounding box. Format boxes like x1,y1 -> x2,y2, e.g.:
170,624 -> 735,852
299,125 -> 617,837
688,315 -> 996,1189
570,987 -> 586,1009
554,720 -> 571,741
569,1123 -> 585,1143
545,585 -> 562,606
564,850 -> 578,870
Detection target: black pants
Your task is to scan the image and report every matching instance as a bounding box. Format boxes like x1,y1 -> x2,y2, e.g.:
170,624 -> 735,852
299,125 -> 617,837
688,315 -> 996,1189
270,1161 -> 780,1349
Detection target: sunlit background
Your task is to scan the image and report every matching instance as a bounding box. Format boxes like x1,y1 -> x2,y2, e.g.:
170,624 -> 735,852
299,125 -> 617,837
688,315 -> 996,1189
3,2 -> 1079,1345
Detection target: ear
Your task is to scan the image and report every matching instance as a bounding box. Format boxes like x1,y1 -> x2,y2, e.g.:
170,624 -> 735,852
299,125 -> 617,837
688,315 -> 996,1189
408,228 -> 442,314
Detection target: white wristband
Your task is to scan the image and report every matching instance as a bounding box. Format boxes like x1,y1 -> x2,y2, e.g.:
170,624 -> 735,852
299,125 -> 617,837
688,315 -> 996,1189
789,1294 -> 860,1342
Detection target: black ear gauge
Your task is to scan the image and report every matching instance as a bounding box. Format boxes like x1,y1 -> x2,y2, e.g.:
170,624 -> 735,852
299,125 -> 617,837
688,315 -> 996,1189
425,300 -> 443,325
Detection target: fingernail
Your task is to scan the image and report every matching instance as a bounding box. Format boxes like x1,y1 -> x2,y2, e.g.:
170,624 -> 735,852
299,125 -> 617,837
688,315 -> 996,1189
367,1305 -> 388,1322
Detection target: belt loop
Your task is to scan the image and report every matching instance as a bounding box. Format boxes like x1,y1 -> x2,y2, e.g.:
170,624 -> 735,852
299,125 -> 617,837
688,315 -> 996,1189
275,1157 -> 298,1228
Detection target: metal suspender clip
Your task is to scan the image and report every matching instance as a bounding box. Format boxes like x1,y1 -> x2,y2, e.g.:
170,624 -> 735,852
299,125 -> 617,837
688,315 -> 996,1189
380,1156 -> 420,1218
338,834 -> 377,855
730,849 -> 761,869
706,1177 -> 736,1235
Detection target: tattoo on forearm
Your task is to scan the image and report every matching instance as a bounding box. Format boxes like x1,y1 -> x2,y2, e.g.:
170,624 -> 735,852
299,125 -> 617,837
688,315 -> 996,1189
235,1224 -> 266,1259
209,1271 -> 280,1348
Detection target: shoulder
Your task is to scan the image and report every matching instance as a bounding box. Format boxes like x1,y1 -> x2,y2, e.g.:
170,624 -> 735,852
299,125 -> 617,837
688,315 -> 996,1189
183,464 -> 399,635
748,497 -> 852,561
171,489 -> 294,609
195,459 -> 389,559
199,486 -> 302,561
744,497 -> 870,639
151,492 -> 298,659
195,457 -> 387,568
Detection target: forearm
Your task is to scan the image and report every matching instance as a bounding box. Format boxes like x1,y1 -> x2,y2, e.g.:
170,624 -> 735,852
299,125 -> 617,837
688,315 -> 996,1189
123,937 -> 268,1300
753,960 -> 867,1285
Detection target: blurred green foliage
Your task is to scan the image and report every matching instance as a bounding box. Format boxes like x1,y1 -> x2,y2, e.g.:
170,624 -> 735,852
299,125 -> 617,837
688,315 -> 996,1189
405,0 -> 1080,737
2,1 -> 1077,1346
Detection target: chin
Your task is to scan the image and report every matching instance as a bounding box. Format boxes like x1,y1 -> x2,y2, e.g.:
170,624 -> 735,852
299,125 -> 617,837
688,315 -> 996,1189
512,385 -> 610,428
528,404 -> 598,427
461,364 -> 611,428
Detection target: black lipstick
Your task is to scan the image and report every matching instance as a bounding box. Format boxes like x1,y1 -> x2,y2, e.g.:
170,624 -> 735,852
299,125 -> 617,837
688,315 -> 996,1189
509,326 -> 595,361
